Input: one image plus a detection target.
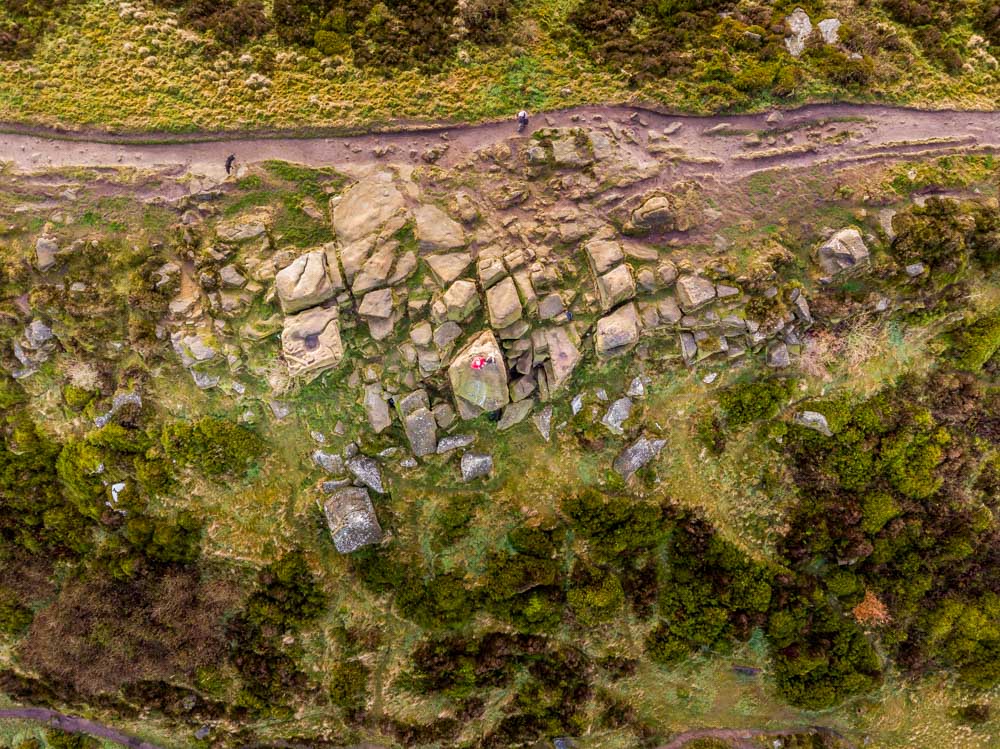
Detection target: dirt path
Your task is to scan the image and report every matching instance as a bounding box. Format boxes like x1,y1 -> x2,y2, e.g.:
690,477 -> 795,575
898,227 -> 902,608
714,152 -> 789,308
655,724 -> 856,749
1,104 -> 997,185
0,706 -> 166,748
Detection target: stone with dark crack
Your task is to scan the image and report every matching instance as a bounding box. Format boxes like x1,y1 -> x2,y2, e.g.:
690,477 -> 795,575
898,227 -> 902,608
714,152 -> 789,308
324,486 -> 383,553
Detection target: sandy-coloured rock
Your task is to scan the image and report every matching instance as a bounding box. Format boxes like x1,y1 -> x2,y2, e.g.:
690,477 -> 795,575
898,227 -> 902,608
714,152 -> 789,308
216,211 -> 269,242
324,487 -> 382,553
817,228 -> 870,275
595,303 -> 640,358
281,306 -> 344,380
443,279 -> 480,322
543,326 -> 582,392
351,242 -> 397,294
275,250 -> 336,313
426,252 -> 473,285
414,204 -> 465,251
364,383 -> 392,433
585,237 -> 624,275
597,265 -> 636,311
358,288 -> 394,319
676,275 -> 717,311
333,172 -> 407,243
449,330 -> 509,419
35,236 -> 59,270
487,276 -> 523,329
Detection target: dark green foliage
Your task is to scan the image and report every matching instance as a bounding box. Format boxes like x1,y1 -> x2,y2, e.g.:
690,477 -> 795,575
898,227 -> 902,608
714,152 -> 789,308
648,516 -> 772,665
228,550 -> 326,709
561,489 -> 666,559
566,563 -> 625,626
717,377 -> 794,428
948,310 -> 1000,371
0,586 -> 33,634
272,0 -> 509,70
62,384 -> 96,411
161,417 -> 265,477
768,592 -> 882,710
44,729 -> 98,749
956,702 -> 992,725
160,0 -> 271,48
0,0 -> 74,59
397,570 -> 480,628
328,660 -> 369,712
890,198 -> 977,285
430,493 -> 480,548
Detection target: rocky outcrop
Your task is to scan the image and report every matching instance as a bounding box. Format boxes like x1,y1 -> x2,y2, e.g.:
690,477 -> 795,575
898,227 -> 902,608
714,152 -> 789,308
275,250 -> 339,314
676,275 -> 717,312
449,330 -> 509,419
817,228 -> 870,275
324,487 -> 383,553
332,172 -> 408,243
595,303 -> 640,358
487,277 -> 523,329
414,204 -> 465,251
784,8 -> 813,57
281,306 -> 344,380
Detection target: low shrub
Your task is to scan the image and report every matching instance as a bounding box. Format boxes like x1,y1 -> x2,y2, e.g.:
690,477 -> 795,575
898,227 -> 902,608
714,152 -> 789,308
161,417 -> 265,477
717,377 -> 794,429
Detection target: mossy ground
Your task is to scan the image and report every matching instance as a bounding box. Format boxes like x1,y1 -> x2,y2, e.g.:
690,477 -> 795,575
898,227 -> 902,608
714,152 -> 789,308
0,0 -> 998,131
0,146 -> 998,747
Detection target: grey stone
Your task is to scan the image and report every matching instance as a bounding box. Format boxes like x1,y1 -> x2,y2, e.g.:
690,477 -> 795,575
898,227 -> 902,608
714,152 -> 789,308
404,407 -> 438,457
716,284 -> 740,299
461,452 -> 493,482
313,450 -> 345,474
24,320 -> 53,348
324,487 -> 383,553
426,252 -> 473,285
585,237 -> 624,276
627,376 -> 646,398
433,321 -> 463,349
347,455 -> 385,494
905,262 -> 926,277
219,264 -> 246,288
767,342 -> 791,369
784,8 -> 813,57
818,17 -> 841,44
795,410 -> 833,436
396,389 -> 431,418
817,228 -> 870,275
498,398 -> 534,431
679,332 -> 698,362
443,279 -> 481,321
538,292 -> 565,320
333,172 -> 407,243
533,405 -> 553,441
478,257 -> 506,289
433,402 -> 456,429
352,242 -> 397,294
437,434 -> 475,454
657,260 -> 678,286
571,393 -> 584,415
543,326 -> 582,391
510,375 -> 537,402
414,204 -> 465,251
658,297 -> 683,324
410,321 -> 433,346
601,397 -> 633,435
35,236 -> 59,270
613,437 -> 667,480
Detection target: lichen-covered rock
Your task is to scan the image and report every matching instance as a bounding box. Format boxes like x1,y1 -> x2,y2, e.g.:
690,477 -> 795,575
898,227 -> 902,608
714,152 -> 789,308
426,252 -> 473,285
543,326 -> 582,392
414,204 -> 465,251
443,280 -> 480,322
364,383 -> 392,433
404,408 -> 438,457
498,398 -> 534,431
613,437 -> 666,479
449,330 -> 509,419
817,228 -> 870,275
275,250 -> 338,313
281,306 -> 344,380
461,452 -> 493,482
487,276 -> 523,329
333,172 -> 407,243
585,236 -> 624,276
595,303 -> 640,358
324,487 -> 382,553
785,8 -> 813,57
597,265 -> 636,311
347,455 -> 384,493
676,275 -> 717,311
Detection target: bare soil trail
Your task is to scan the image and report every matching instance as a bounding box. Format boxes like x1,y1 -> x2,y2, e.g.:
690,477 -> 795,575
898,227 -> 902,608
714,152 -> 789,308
1,104 -> 997,185
0,706 -> 166,748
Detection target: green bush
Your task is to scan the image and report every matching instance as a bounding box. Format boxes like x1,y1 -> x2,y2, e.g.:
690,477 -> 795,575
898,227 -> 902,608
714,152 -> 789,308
948,310 -> 1000,371
0,586 -> 33,634
561,489 -> 666,558
62,384 -> 96,411
890,198 -> 975,284
717,377 -> 794,429
161,417 -> 265,477
44,729 -> 98,749
329,660 -> 369,711
567,565 -> 624,626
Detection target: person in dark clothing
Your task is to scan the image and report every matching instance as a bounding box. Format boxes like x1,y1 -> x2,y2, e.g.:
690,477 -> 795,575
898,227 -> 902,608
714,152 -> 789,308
517,110 -> 529,133
225,154 -> 236,175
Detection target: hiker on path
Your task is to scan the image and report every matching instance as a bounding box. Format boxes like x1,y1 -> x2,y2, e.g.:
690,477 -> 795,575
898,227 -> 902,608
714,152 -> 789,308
225,153 -> 236,175
517,110 -> 529,133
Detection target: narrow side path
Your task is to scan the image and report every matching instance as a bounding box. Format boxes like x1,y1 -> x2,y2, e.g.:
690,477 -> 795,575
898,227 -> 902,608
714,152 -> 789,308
0,707 -> 166,749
